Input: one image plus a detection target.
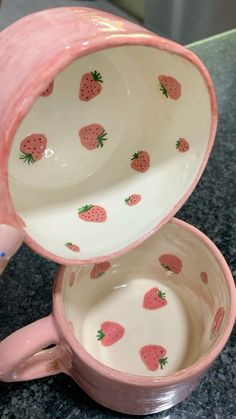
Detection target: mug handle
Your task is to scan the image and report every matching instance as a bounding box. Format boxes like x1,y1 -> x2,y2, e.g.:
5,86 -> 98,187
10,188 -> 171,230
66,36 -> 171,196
0,224 -> 24,275
0,315 -> 71,382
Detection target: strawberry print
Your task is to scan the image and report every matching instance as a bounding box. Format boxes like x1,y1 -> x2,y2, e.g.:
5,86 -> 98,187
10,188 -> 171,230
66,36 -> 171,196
65,242 -> 80,252
69,272 -> 76,288
90,261 -> 111,279
140,345 -> 168,371
130,151 -> 150,173
159,254 -> 182,274
143,287 -> 167,310
79,71 -> 103,101
211,307 -> 225,339
78,205 -> 107,223
125,194 -> 142,206
79,124 -> 107,150
200,271 -> 208,284
176,138 -> 189,153
41,80 -> 54,97
97,321 -> 125,346
19,133 -> 47,164
158,75 -> 181,100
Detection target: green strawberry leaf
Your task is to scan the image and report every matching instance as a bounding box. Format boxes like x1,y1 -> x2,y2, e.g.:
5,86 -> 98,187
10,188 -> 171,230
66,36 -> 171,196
78,205 -> 93,213
159,357 -> 168,369
161,264 -> 171,271
159,82 -> 168,98
19,152 -> 35,164
91,70 -> 103,83
131,151 -> 141,160
96,329 -> 105,341
158,290 -> 166,300
97,131 -> 108,148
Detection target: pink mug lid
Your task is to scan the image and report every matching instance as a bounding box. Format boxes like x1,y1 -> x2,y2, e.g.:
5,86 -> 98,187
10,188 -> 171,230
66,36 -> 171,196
0,7 -> 217,265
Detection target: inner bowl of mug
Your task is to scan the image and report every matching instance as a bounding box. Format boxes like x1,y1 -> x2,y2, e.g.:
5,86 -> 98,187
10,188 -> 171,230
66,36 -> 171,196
8,44 -> 215,262
61,218 -> 234,377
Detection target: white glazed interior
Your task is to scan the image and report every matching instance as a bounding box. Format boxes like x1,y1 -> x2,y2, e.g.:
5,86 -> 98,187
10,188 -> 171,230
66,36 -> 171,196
61,220 -> 230,377
9,45 -> 212,261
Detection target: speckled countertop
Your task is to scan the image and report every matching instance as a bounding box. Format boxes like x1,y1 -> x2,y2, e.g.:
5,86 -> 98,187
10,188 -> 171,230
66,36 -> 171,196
0,27 -> 236,419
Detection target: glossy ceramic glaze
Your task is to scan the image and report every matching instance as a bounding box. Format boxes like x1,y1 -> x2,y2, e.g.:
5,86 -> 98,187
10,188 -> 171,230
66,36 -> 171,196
0,219 -> 235,415
0,7 -> 217,271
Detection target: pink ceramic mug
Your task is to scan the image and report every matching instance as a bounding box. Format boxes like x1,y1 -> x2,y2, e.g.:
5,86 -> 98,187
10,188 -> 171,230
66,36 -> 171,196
0,7 -> 217,273
0,218 -> 235,415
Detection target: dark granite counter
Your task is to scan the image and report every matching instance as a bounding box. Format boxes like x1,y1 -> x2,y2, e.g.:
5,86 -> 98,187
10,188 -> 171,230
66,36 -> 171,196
0,26 -> 235,419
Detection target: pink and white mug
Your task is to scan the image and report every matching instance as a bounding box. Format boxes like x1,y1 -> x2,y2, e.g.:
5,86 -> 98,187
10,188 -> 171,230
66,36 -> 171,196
0,7 -> 217,273
0,218 -> 234,415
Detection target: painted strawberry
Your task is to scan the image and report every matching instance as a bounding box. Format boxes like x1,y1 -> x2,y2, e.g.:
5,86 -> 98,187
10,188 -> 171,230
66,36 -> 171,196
125,194 -> 142,206
65,242 -> 80,252
159,254 -> 182,274
140,345 -> 168,371
19,133 -> 47,164
158,75 -> 181,100
130,151 -> 150,173
176,138 -> 189,153
200,271 -> 208,284
69,272 -> 76,287
79,124 -> 107,150
143,287 -> 167,310
78,204 -> 107,222
90,261 -> 111,279
41,80 -> 54,97
79,71 -> 103,101
96,321 -> 125,346
211,307 -> 225,339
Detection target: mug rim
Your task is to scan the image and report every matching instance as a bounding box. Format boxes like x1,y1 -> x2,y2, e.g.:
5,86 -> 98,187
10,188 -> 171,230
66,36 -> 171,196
52,217 -> 236,387
3,6 -> 217,265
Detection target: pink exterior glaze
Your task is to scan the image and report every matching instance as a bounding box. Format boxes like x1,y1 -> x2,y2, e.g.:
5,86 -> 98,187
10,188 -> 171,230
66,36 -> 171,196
0,218 -> 235,415
0,7 -> 217,267
0,316 -> 60,381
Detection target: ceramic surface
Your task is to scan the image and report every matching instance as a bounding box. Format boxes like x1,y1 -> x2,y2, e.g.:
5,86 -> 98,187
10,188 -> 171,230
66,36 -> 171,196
0,219 -> 235,415
0,7 -> 217,270
62,219 -> 232,377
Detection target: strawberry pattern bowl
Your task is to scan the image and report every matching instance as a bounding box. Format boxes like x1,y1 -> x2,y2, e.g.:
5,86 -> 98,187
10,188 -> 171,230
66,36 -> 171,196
0,218 -> 234,415
0,7 -> 217,268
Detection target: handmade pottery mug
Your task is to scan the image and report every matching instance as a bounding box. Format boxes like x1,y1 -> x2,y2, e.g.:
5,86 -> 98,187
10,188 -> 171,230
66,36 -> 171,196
0,7 -> 217,273
0,218 -> 235,415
